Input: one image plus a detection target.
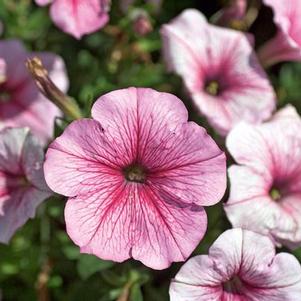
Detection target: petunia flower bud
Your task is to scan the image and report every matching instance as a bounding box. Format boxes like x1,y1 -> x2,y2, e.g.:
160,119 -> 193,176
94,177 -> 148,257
132,11 -> 153,36
26,57 -> 82,120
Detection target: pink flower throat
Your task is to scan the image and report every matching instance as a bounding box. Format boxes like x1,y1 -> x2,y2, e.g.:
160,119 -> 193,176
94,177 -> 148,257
205,80 -> 220,96
270,186 -> 282,201
123,163 -> 147,183
223,275 -> 244,294
0,87 -> 11,103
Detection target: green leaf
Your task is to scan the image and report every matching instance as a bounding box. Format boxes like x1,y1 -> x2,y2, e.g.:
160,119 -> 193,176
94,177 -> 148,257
77,254 -> 115,280
62,245 -> 80,260
130,283 -> 143,301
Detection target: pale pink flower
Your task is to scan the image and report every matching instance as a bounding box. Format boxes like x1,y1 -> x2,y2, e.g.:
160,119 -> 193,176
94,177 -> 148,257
160,9 -> 276,136
170,228 -> 301,301
257,0 -> 301,67
225,105 -> 301,248
0,127 -> 52,243
0,39 -> 68,145
35,0 -> 110,39
44,87 -> 226,269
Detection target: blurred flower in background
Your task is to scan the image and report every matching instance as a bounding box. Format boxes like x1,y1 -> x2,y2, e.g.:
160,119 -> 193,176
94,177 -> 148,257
0,127 -> 52,243
170,228 -> 301,300
161,9 -> 276,135
225,105 -> 301,248
258,0 -> 301,67
0,40 -> 68,145
35,0 -> 111,39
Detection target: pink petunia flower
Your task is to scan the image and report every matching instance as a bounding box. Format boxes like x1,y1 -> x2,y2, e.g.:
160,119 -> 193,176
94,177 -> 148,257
0,39 -> 68,145
257,0 -> 301,67
44,87 -> 226,269
225,105 -> 301,248
170,228 -> 301,300
160,9 -> 276,136
0,127 -> 52,243
35,0 -> 110,39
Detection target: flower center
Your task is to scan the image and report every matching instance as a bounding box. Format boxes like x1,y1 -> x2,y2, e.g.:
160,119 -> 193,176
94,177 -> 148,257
205,80 -> 220,96
270,187 -> 282,201
0,90 -> 11,103
123,164 -> 146,183
223,275 -> 244,294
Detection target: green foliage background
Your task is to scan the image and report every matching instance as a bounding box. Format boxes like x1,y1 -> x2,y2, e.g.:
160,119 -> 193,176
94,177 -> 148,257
0,0 -> 301,300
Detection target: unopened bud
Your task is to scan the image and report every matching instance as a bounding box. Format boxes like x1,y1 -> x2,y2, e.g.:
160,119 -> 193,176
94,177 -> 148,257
101,0 -> 111,13
26,57 -> 82,120
212,0 -> 247,29
132,11 -> 153,36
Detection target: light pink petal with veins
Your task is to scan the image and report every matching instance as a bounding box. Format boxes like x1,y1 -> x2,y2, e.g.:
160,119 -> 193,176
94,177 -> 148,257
65,184 -> 207,270
147,121 -> 226,207
44,119 -> 126,197
170,256 -> 223,300
161,9 -> 275,135
50,0 -> 109,39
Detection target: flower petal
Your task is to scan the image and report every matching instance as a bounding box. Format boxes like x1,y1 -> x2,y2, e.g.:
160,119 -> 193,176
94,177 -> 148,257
0,40 -> 29,88
35,0 -> 52,6
22,131 -> 50,192
44,119 -> 124,197
50,0 -> 109,39
226,122 -> 273,175
160,9 -> 207,92
147,122 -> 226,206
0,127 -> 29,174
0,187 -> 50,243
65,183 -> 207,269
258,0 -> 301,66
91,87 -> 189,162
